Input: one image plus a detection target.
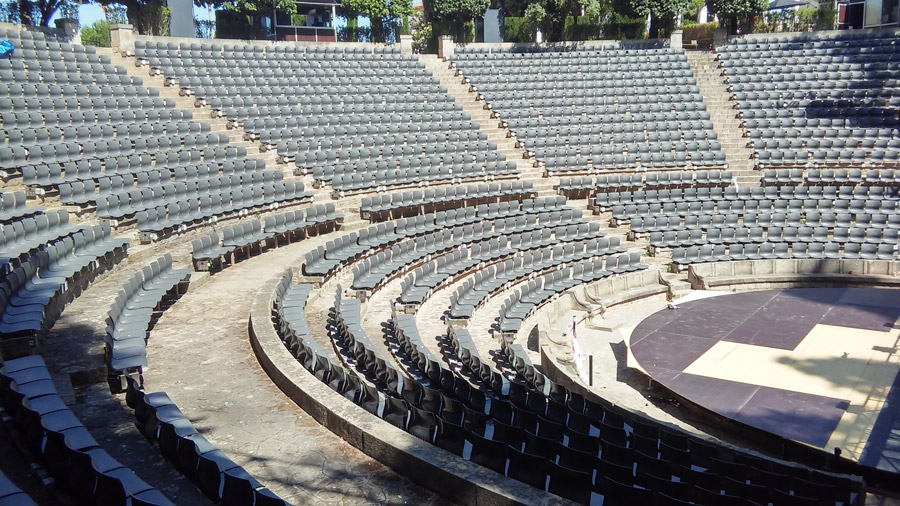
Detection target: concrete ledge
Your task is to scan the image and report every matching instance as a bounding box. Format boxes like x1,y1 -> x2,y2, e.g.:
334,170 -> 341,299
248,277 -> 574,506
688,259 -> 900,291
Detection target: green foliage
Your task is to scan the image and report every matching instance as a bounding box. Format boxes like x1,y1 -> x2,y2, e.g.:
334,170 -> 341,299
680,20 -> 718,43
798,6 -> 836,30
707,0 -> 766,32
564,15 -> 603,39
426,0 -> 488,40
431,0 -> 489,22
504,15 -> 536,42
409,8 -> 432,52
214,8 -> 251,38
342,0 -> 412,42
397,13 -> 410,35
9,0 -> 78,26
290,12 -> 306,25
93,0 -> 176,35
626,0 -> 688,19
603,12 -> 646,39
519,0 -> 608,42
752,6 -> 836,33
80,19 -> 111,46
194,17 -> 214,37
707,0 -> 767,17
140,4 -> 169,35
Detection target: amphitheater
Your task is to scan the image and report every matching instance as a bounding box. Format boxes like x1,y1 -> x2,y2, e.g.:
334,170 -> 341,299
0,19 -> 899,506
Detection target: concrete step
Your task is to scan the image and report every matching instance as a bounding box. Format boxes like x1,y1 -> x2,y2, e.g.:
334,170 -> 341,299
685,50 -> 759,187
105,51 -> 289,178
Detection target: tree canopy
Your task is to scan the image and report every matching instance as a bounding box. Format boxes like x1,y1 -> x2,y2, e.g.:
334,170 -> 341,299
622,0 -> 689,36
424,0 -> 489,40
707,0 -> 768,32
341,0 -> 412,42
7,0 -> 78,26
522,0 -> 606,42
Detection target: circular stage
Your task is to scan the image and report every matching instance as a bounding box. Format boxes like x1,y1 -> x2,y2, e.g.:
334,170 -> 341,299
629,288 -> 900,472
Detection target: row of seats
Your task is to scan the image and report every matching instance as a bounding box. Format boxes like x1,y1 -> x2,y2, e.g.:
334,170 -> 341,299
0,209 -> 73,273
303,198 -> 578,279
105,254 -> 191,384
449,237 -> 623,319
451,46 -> 726,173
399,232 -> 618,307
672,242 -> 896,267
0,224 -> 128,337
0,355 -> 173,505
348,206 -> 587,293
192,204 -> 341,272
718,31 -> 899,168
272,266 -> 865,505
763,168 -> 900,186
1,28 -> 314,237
596,186 -> 900,212
360,181 -> 534,221
636,211 -> 900,235
558,171 -> 733,198
22,153 -> 257,190
124,378 -> 289,505
651,225 -> 900,247
133,180 -> 310,240
134,40 -> 517,193
498,253 -> 646,334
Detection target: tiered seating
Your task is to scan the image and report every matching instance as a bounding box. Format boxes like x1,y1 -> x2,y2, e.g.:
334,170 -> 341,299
192,203 -> 341,272
105,254 -> 190,385
271,277 -> 864,505
718,32 -> 900,169
0,355 -> 173,505
764,168 -> 900,187
0,220 -> 127,341
137,42 -> 518,193
448,237 -> 624,319
360,181 -> 534,221
124,377 -> 289,505
558,170 -> 732,200
399,232 -> 619,308
451,45 -> 727,174
0,209 -> 75,272
0,28 -> 310,241
498,252 -> 646,334
591,179 -> 900,265
303,197 -> 581,284
0,191 -> 42,223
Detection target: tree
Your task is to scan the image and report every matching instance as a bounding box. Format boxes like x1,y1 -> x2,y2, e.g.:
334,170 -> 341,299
624,0 -> 689,37
425,0 -> 489,41
707,0 -> 767,33
11,0 -> 78,26
521,0 -> 605,42
80,18 -> 111,45
203,0 -> 296,39
341,0 -> 412,42
94,0 -> 171,34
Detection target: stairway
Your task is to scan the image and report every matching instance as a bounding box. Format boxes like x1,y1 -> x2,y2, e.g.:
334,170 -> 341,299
418,54 -> 558,197
684,51 -> 760,187
99,49 -> 294,181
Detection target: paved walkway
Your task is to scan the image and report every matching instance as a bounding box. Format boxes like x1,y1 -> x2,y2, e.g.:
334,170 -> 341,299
143,238 -> 448,505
